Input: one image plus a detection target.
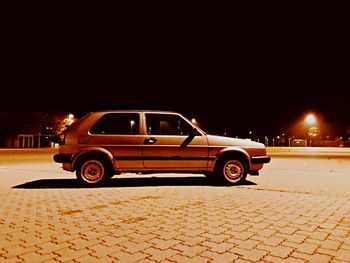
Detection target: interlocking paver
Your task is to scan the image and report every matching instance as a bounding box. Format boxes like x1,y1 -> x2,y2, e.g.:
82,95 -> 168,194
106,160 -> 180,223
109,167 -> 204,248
169,254 -> 209,263
37,241 -> 70,254
320,239 -> 342,250
110,251 -> 149,262
264,255 -> 306,263
231,247 -> 268,262
234,239 -> 260,250
181,228 -> 206,237
0,257 -> 22,263
90,243 -> 123,258
201,240 -> 234,253
122,241 -> 152,254
18,251 -> 57,262
227,231 -> 255,241
74,254 -> 99,263
54,247 -> 91,262
143,247 -> 178,261
99,235 -> 129,247
2,245 -> 40,259
68,237 -> 101,250
278,233 -> 307,244
201,251 -> 239,263
1,153 -> 350,262
257,244 -> 294,258
173,244 -> 207,257
176,235 -> 207,247
316,248 -> 350,261
251,235 -> 284,246
291,252 -> 333,263
149,238 -> 180,250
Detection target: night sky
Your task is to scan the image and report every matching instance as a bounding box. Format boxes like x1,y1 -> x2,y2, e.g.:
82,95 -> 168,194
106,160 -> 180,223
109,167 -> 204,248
2,2 -> 349,137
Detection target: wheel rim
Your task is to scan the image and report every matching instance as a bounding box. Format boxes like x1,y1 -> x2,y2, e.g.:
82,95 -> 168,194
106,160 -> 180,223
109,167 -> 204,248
81,160 -> 105,184
223,160 -> 244,183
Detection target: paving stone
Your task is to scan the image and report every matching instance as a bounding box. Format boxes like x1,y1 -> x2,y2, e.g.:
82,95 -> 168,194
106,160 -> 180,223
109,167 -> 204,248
149,238 -> 180,250
201,241 -> 234,253
264,255 -> 306,263
200,250 -> 239,262
110,251 -> 148,263
231,247 -> 268,262
143,247 -> 179,261
54,247 -> 90,262
121,241 -> 152,254
90,243 -> 123,258
291,252 -> 333,263
173,244 -> 207,258
257,244 -> 294,258
169,254 -> 209,263
3,245 -> 40,259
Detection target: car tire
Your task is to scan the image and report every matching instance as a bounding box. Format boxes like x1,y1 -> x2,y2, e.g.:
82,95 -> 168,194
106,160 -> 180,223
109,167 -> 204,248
76,157 -> 111,186
215,157 -> 247,185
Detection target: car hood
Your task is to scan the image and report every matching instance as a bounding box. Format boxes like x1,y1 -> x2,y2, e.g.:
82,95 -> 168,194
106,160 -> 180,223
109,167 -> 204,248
206,135 -> 265,148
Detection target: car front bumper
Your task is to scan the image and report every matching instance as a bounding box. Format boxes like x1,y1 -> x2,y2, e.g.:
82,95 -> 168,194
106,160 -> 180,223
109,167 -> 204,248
250,156 -> 271,164
53,153 -> 73,163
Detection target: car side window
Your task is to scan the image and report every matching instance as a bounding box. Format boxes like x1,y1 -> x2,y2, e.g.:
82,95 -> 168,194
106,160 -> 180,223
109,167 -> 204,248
90,113 -> 139,135
146,114 -> 191,136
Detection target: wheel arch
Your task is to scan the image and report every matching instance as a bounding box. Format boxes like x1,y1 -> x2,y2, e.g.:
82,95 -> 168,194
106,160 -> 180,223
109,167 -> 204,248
213,148 -> 251,172
72,147 -> 114,172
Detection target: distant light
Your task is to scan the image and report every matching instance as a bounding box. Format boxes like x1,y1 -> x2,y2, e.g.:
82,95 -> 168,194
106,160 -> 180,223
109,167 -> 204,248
66,113 -> 75,126
130,120 -> 135,125
191,118 -> 197,125
249,131 -> 252,135
305,113 -> 316,126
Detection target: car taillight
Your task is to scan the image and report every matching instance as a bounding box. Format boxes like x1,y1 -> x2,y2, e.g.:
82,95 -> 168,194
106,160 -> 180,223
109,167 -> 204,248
58,133 -> 66,145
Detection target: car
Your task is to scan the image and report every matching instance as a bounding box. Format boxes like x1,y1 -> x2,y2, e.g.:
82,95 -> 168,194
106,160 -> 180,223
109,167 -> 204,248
54,110 -> 270,186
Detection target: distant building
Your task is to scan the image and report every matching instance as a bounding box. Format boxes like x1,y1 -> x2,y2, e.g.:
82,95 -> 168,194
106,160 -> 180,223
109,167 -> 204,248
0,112 -> 42,148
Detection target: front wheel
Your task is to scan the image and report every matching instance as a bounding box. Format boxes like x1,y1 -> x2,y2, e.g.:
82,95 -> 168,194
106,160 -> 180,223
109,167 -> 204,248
76,158 -> 111,186
216,158 -> 247,185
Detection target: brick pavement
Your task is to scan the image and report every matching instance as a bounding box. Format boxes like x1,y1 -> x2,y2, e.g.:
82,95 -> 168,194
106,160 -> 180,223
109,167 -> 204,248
0,184 -> 349,262
0,153 -> 349,262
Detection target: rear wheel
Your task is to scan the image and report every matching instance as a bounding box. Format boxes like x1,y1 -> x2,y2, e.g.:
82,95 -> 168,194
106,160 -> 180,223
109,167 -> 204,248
76,157 -> 111,186
216,157 -> 247,185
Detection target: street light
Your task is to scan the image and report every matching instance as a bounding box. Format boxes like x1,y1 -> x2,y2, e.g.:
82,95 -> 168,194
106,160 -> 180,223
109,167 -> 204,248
305,113 -> 316,126
304,113 -> 317,147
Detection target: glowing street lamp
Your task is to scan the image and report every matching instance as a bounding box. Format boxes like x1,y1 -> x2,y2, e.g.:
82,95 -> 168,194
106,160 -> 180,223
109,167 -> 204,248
304,113 -> 318,147
305,113 -> 316,126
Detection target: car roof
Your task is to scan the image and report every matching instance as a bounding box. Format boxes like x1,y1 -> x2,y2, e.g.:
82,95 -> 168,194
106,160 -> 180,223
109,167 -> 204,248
93,110 -> 181,114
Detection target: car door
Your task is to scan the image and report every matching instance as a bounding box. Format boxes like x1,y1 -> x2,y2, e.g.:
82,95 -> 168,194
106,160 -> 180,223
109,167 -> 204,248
88,112 -> 143,169
142,113 -> 209,169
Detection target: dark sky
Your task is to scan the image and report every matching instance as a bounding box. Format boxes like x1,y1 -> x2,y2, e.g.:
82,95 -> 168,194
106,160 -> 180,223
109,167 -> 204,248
2,2 -> 349,137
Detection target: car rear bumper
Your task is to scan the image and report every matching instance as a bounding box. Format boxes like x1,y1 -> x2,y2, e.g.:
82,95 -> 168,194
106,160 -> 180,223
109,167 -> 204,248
53,153 -> 73,163
250,156 -> 271,164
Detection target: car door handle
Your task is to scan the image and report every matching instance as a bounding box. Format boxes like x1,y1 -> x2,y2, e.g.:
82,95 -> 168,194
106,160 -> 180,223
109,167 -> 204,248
144,137 -> 157,144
